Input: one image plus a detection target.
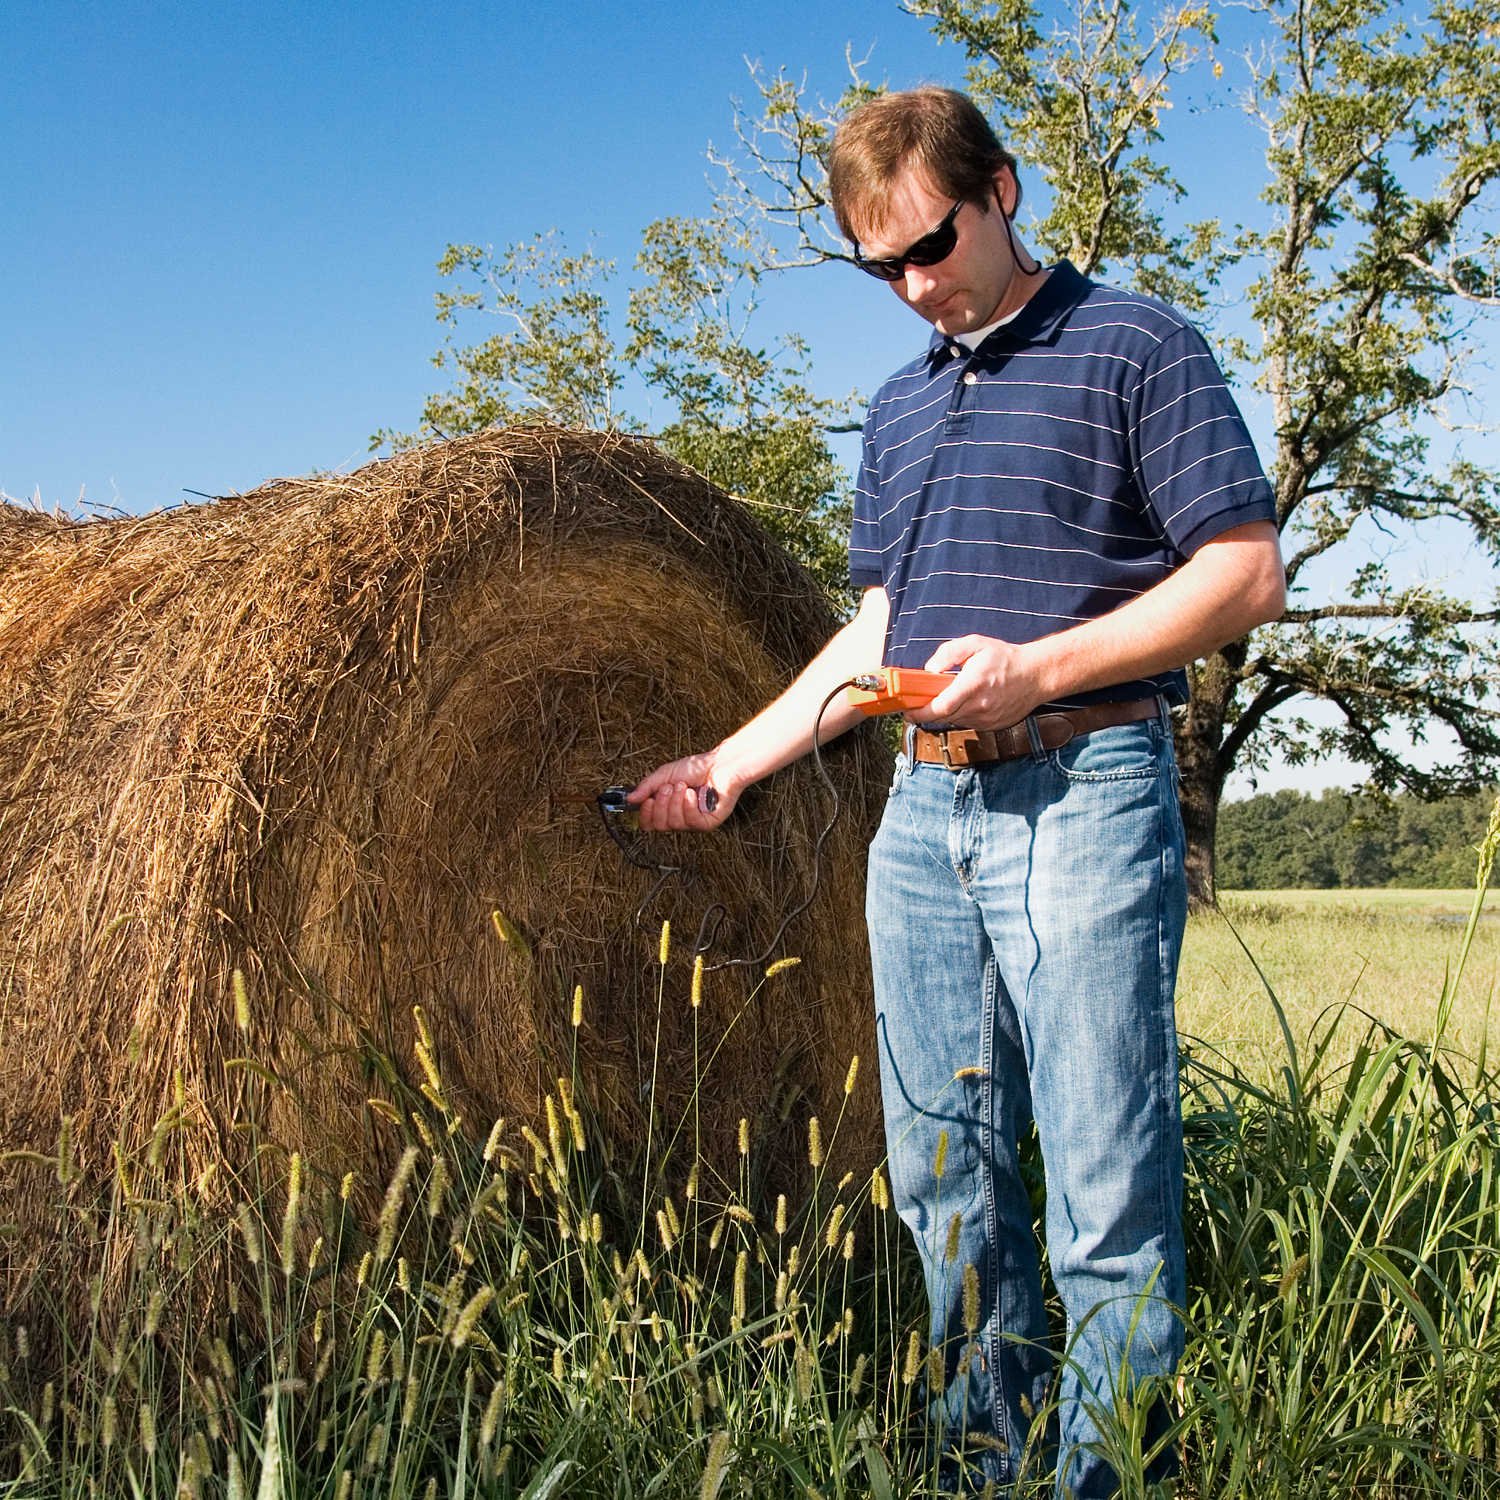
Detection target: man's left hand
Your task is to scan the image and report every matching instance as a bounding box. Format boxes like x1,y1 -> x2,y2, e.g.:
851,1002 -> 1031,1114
910,635 -> 1043,730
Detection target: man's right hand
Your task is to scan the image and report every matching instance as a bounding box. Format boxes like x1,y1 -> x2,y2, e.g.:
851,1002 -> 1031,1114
628,752 -> 738,832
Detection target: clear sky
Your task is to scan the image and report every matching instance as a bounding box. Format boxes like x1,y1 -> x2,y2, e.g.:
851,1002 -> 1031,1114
4,0 -> 958,513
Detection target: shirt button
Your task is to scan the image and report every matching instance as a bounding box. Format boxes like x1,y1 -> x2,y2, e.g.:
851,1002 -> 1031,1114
962,370 -> 978,385
948,344 -> 962,358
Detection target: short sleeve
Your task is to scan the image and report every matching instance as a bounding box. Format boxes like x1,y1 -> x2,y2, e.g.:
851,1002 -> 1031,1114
1128,323 -> 1276,558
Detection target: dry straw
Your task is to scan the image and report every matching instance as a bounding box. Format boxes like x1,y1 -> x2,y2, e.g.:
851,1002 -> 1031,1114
0,426 -> 887,1315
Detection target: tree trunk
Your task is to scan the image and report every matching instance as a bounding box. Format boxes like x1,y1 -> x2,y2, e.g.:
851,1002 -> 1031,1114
1174,651 -> 1238,910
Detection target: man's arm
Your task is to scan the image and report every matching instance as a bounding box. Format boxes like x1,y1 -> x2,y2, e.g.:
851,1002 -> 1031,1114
915,520 -> 1285,729
630,586 -> 890,832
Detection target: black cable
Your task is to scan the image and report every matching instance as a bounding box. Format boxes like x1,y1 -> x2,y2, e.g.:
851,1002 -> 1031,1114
585,677 -> 860,971
998,187 -> 1043,280
694,677 -> 857,973
593,787 -> 692,933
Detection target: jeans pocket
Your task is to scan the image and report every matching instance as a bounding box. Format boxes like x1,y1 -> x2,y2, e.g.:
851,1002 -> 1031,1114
887,751 -> 912,799
1049,721 -> 1162,783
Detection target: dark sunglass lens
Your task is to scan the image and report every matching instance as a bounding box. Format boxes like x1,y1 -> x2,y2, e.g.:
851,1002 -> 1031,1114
855,254 -> 903,281
904,220 -> 960,268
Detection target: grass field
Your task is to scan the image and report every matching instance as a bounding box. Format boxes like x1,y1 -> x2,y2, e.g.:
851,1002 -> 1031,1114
4,872 -> 1497,1497
1178,886 -> 1498,1079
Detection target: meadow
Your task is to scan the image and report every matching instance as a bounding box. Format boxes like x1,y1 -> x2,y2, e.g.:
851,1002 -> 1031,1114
2,836 -> 1497,1498
1179,887 -> 1498,1078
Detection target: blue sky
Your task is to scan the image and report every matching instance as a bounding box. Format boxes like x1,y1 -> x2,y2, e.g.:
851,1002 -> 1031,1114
4,0 -> 958,512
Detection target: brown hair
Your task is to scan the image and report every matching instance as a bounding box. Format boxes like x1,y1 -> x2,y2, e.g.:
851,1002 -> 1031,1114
827,86 -> 1019,245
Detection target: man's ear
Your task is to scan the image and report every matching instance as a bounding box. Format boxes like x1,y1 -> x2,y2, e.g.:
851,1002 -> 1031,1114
992,164 -> 1018,218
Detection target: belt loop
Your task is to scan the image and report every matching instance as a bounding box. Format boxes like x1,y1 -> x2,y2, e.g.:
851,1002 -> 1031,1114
1023,713 -> 1046,761
1156,693 -> 1171,728
902,722 -> 917,763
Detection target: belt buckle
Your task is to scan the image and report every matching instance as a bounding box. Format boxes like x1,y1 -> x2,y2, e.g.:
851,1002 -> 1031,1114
940,729 -> 980,769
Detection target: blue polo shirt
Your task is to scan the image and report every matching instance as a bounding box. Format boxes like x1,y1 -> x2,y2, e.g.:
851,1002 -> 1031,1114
848,261 -> 1275,706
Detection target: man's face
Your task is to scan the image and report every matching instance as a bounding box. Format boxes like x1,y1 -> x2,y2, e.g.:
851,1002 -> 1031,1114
854,164 -> 1021,336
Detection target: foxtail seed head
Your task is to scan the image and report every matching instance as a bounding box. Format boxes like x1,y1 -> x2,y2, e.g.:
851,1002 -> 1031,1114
691,955 -> 705,1008
451,1286 -> 496,1348
427,1157 -> 449,1219
807,1116 -> 824,1168
375,1147 -> 420,1261
933,1129 -> 950,1179
944,1211 -> 963,1264
701,1430 -> 732,1500
732,1249 -> 748,1326
236,1203 -> 261,1266
571,984 -> 584,1027
765,956 -> 801,978
480,1378 -> 506,1448
844,1055 -> 860,1095
658,919 -> 671,965
902,1331 -> 922,1385
825,1204 -> 846,1250
545,1096 -> 565,1173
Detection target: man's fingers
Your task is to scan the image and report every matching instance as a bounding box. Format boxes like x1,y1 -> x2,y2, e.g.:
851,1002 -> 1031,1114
925,635 -> 982,673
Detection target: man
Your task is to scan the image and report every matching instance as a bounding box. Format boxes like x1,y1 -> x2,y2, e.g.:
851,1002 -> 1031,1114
630,87 -> 1284,1496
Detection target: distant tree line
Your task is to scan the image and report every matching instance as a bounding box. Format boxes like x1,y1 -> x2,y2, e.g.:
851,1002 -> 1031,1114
1217,787 -> 1498,890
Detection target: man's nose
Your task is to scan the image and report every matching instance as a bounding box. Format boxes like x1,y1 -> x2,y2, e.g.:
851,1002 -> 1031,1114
901,264 -> 940,302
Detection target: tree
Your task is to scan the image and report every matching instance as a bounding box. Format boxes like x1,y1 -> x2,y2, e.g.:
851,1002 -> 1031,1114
1216,784 -> 1497,887
372,221 -> 857,603
701,0 -> 1500,904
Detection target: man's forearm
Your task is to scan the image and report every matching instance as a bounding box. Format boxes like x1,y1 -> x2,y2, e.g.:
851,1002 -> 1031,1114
631,587 -> 889,831
711,587 -> 889,789
1028,521 -> 1286,703
919,522 -> 1284,729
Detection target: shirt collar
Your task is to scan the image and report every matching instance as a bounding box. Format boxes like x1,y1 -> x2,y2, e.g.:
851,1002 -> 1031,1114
924,260 -> 1088,368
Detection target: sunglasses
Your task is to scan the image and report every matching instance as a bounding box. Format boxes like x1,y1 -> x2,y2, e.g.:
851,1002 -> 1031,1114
853,198 -> 966,282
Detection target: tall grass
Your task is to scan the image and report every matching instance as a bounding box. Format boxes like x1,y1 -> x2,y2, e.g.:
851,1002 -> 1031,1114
3,802 -> 1498,1497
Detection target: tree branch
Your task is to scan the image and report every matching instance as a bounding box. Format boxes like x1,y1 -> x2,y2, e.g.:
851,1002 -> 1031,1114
1280,603 -> 1500,624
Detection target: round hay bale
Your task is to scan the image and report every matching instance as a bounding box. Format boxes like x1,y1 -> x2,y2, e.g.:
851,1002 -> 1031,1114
0,427 -> 890,1298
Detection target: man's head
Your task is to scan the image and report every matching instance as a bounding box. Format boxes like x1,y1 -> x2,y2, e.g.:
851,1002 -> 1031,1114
828,86 -> 1018,247
828,87 -> 1038,335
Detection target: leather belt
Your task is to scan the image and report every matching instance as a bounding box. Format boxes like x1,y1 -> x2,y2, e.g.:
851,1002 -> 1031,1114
910,698 -> 1161,769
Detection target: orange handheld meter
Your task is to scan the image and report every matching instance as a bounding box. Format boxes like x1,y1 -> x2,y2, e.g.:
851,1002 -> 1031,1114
845,667 -> 956,717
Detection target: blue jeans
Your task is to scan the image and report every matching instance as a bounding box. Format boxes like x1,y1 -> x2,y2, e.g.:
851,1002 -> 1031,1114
867,714 -> 1187,1498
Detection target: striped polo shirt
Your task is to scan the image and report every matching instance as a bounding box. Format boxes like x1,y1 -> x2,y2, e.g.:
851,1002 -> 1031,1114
848,261 -> 1275,706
